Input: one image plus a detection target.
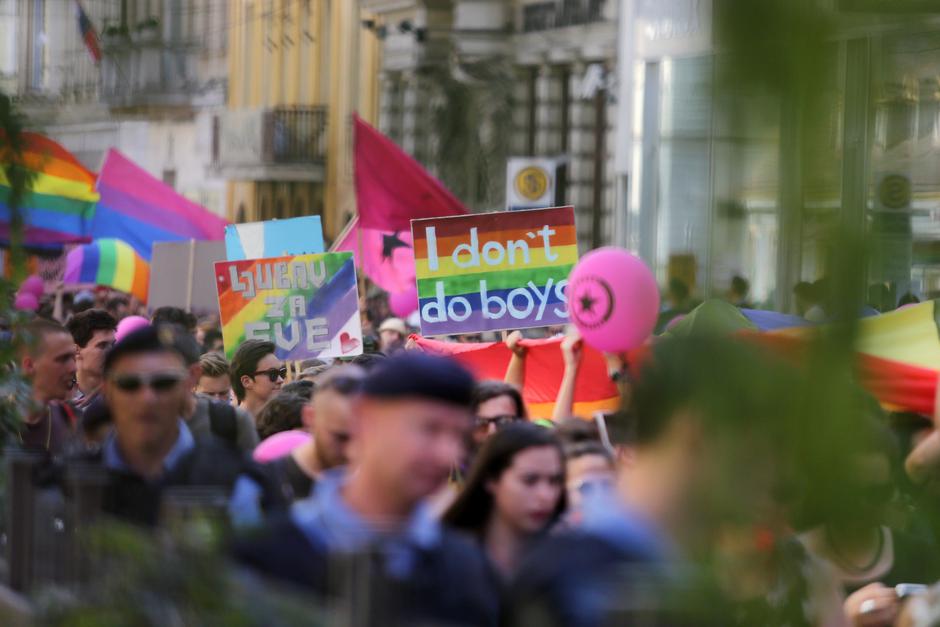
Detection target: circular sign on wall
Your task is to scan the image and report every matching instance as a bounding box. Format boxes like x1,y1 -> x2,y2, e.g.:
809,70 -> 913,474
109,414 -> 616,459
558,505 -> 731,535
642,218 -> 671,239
514,166 -> 551,202
878,174 -> 912,210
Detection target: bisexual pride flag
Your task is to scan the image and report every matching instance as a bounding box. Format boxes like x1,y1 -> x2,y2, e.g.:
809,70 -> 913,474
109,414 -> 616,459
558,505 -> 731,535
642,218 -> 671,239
215,252 -> 362,361
412,206 -> 579,336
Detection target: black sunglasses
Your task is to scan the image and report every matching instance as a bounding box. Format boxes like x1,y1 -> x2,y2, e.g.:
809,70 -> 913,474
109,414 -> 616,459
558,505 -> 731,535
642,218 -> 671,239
111,371 -> 186,393
475,415 -> 521,430
252,367 -> 287,383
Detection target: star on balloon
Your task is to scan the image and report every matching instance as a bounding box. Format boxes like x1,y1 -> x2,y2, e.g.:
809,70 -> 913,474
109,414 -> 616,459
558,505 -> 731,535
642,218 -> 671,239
579,293 -> 597,313
382,232 -> 409,260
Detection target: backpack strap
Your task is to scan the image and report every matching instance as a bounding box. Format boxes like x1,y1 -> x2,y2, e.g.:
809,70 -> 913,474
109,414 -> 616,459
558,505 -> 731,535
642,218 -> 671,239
207,400 -> 238,447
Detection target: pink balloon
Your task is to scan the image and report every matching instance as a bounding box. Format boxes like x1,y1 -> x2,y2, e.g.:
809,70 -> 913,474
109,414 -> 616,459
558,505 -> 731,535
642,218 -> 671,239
13,291 -> 39,312
567,247 -> 660,353
115,315 -> 151,342
252,429 -> 311,463
389,286 -> 419,318
20,275 -> 44,297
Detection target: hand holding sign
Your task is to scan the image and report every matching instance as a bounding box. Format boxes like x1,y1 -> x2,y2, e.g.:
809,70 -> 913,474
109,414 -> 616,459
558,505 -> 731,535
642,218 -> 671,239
567,247 -> 659,353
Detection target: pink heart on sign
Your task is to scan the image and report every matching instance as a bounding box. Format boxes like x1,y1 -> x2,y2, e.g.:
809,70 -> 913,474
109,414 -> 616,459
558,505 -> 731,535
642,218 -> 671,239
340,332 -> 360,354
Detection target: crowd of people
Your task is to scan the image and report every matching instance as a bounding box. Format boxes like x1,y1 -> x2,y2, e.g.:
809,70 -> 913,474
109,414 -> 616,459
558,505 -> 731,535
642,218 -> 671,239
7,286 -> 940,627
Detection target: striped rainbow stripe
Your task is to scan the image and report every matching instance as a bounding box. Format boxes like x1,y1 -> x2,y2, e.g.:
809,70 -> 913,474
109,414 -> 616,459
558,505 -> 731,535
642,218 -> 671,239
0,132 -> 98,249
412,206 -> 578,336
64,238 -> 150,302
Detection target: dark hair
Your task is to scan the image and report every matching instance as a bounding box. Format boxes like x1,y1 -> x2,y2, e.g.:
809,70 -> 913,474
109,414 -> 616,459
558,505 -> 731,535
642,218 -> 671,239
668,278 -> 689,301
66,308 -> 117,348
554,417 -> 601,448
256,393 -> 306,440
898,292 -> 920,308
564,440 -> 614,466
103,324 -> 198,374
280,379 -> 315,401
151,307 -> 197,333
731,275 -> 749,296
471,380 -> 527,419
362,352 -> 475,407
230,339 -> 276,402
106,296 -> 128,312
444,422 -> 566,538
317,365 -> 366,396
202,328 -> 223,353
348,351 -> 387,371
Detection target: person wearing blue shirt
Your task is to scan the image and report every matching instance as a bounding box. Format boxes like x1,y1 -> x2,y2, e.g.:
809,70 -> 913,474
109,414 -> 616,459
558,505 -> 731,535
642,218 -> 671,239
234,352 -> 500,627
60,324 -> 280,528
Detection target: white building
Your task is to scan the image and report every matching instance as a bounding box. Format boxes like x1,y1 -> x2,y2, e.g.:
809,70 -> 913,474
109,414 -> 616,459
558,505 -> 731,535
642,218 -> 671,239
361,0 -> 618,251
0,0 -> 228,216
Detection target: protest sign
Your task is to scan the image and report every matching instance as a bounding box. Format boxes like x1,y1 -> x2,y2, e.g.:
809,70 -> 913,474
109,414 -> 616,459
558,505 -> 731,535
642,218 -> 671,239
412,206 -> 578,336
224,216 -> 325,260
149,240 -> 225,312
215,251 -> 362,360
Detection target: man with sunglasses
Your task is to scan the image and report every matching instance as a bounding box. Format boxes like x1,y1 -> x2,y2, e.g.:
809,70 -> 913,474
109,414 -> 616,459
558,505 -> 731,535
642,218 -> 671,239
59,325 -> 281,527
230,340 -> 284,421
268,365 -> 365,502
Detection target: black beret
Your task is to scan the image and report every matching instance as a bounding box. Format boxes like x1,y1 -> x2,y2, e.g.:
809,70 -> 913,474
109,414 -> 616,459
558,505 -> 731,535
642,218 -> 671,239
361,352 -> 475,408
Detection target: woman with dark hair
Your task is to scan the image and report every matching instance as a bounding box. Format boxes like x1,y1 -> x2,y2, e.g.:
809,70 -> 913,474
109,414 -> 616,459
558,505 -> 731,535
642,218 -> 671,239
444,422 -> 566,578
471,380 -> 528,446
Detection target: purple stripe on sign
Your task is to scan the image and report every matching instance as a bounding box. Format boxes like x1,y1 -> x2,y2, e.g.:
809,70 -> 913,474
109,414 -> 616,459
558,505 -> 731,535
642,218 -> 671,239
278,285 -> 360,360
417,305 -> 568,337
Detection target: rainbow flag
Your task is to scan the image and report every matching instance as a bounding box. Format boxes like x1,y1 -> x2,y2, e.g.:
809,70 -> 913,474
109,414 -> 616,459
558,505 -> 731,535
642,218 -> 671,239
0,132 -> 98,250
214,252 -> 363,361
64,238 -> 150,301
411,206 -> 579,336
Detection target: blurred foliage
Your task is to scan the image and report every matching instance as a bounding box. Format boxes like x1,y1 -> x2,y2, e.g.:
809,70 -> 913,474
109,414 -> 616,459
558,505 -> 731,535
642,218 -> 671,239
38,519 -> 324,627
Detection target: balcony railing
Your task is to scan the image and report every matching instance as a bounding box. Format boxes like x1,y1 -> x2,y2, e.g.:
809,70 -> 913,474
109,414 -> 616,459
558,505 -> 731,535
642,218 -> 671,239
213,106 -> 327,179
521,0 -> 607,33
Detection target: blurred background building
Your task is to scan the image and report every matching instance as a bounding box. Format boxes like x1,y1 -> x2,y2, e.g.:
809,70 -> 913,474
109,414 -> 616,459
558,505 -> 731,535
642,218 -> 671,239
3,0 -> 940,309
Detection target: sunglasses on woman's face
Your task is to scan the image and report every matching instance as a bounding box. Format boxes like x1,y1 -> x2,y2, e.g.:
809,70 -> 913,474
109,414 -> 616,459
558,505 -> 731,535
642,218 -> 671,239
474,415 -> 520,431
252,367 -> 287,383
111,371 -> 186,393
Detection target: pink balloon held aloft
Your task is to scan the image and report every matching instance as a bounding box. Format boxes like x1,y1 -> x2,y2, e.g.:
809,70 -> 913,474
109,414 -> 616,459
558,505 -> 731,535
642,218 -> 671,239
13,291 -> 39,312
253,429 -> 311,463
115,315 -> 151,342
389,286 -> 419,318
20,275 -> 44,297
567,247 -> 660,353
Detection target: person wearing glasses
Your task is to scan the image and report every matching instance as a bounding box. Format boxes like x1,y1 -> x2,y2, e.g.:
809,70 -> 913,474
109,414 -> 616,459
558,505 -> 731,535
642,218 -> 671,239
471,381 -> 528,448
56,324 -> 281,528
444,422 -> 567,580
230,339 -> 284,421
187,350 -> 259,453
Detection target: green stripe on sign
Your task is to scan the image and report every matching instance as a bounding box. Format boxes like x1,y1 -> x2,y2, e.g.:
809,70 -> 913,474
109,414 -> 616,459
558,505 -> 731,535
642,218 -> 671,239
417,264 -> 575,299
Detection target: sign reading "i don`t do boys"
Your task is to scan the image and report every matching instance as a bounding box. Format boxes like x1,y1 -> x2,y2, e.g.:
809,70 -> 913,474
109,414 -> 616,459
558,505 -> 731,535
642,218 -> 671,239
411,206 -> 578,336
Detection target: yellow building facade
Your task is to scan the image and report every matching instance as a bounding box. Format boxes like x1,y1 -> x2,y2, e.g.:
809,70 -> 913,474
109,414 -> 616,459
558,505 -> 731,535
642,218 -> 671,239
221,0 -> 381,240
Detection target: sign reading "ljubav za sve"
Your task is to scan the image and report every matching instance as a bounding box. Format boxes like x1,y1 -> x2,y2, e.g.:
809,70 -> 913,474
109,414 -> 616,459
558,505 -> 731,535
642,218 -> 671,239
412,206 -> 578,336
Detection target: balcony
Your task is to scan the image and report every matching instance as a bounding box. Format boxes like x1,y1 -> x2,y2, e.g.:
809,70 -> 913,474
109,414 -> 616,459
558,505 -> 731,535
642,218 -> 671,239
520,0 -> 607,33
99,30 -> 214,112
213,106 -> 328,182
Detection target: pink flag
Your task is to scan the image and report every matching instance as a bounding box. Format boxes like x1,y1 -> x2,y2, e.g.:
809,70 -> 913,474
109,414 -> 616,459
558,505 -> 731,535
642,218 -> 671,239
354,115 -> 468,232
92,149 -> 228,260
333,216 -> 415,294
